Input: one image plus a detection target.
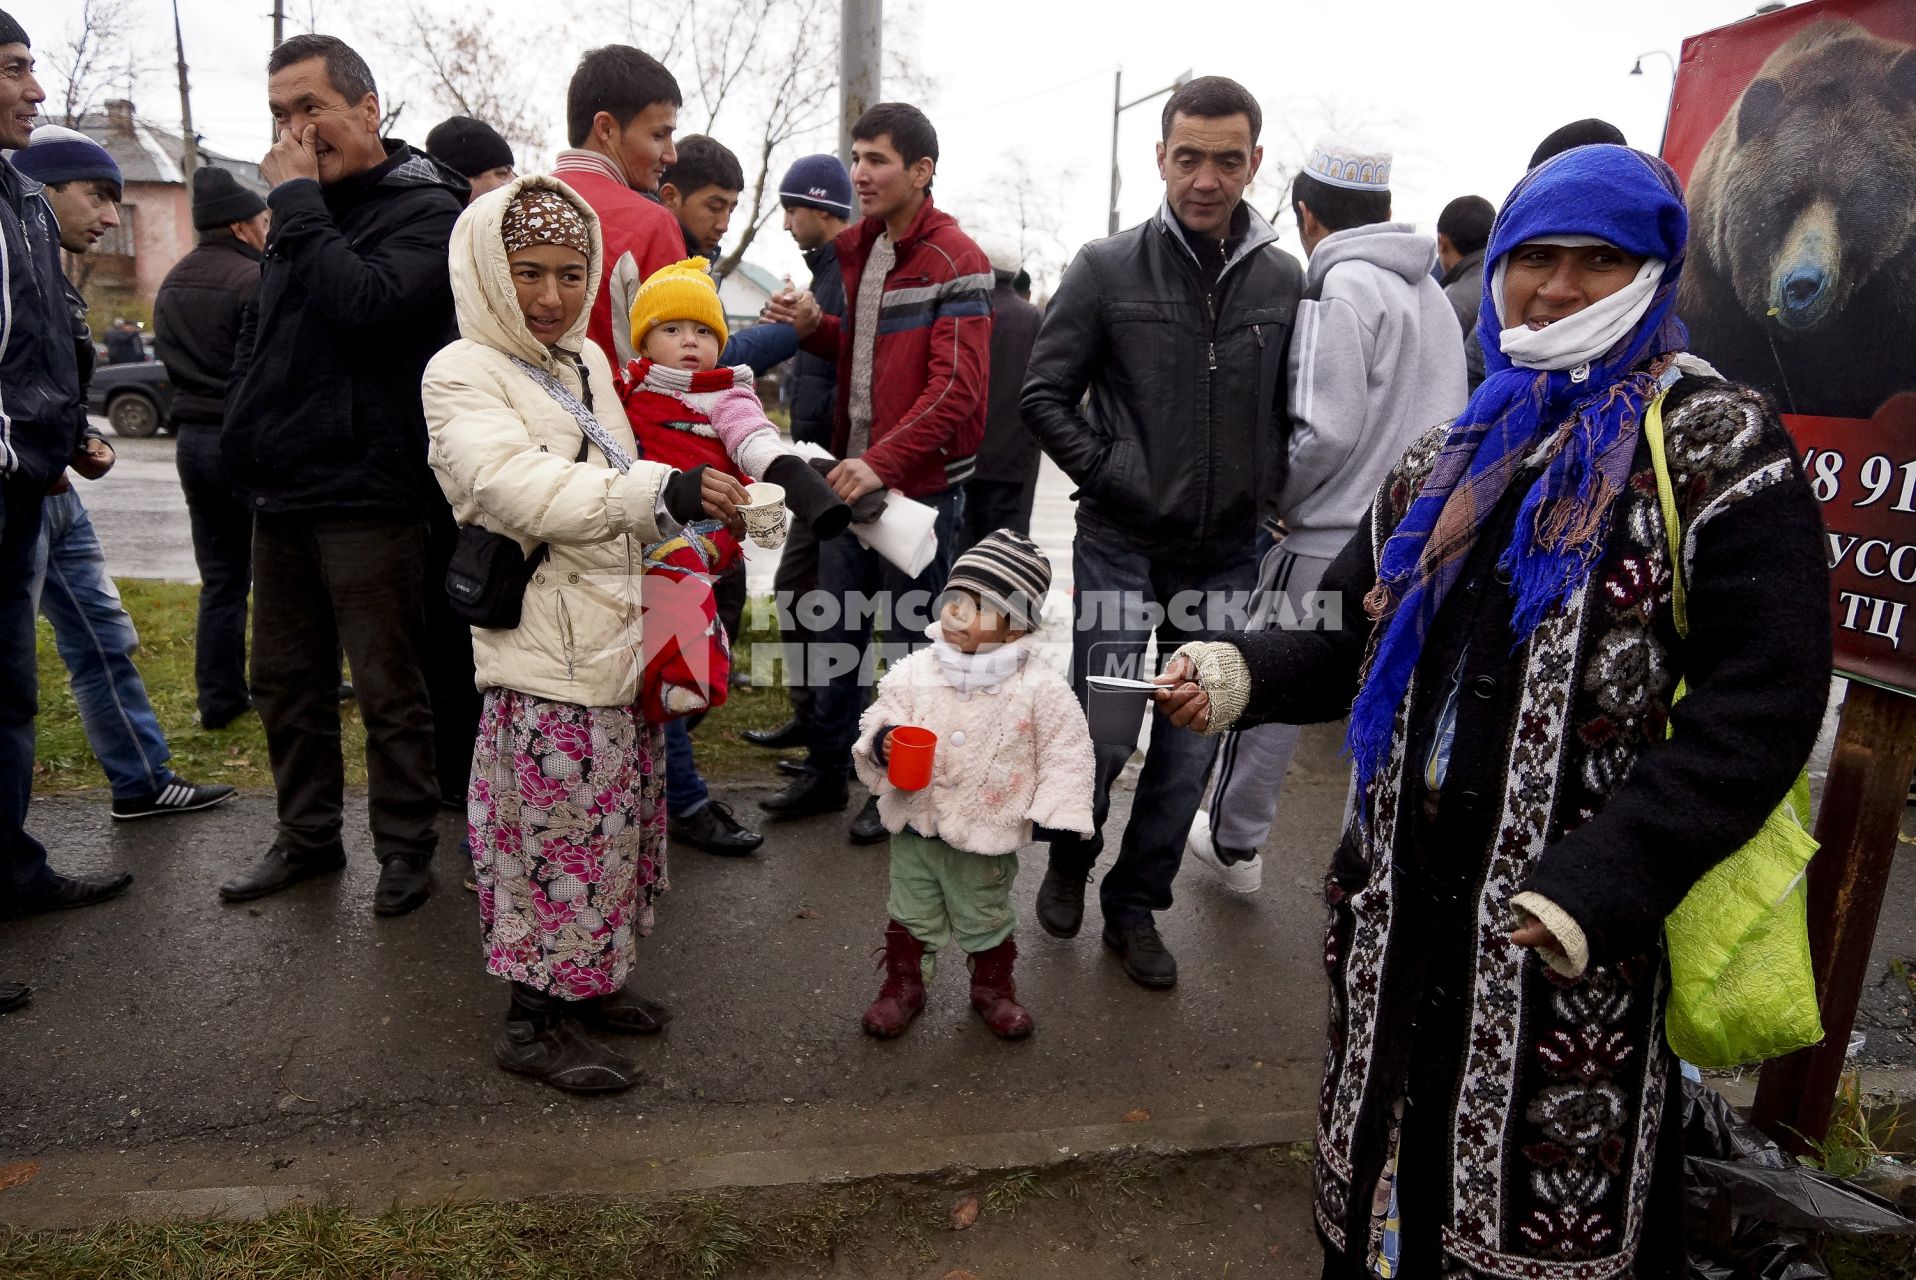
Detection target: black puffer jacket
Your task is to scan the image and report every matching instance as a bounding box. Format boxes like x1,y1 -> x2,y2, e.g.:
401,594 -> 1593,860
788,240 -> 845,449
1022,200 -> 1303,559
224,141 -> 465,514
154,234 -> 263,428
0,160 -> 85,487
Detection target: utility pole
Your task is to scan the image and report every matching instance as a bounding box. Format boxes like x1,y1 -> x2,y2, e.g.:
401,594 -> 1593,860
838,0 -> 881,166
173,0 -> 198,184
272,0 -> 284,48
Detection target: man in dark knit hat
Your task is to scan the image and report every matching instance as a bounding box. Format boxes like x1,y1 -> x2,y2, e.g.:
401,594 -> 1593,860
424,115 -> 515,201
0,8 -> 135,1016
154,166 -> 271,732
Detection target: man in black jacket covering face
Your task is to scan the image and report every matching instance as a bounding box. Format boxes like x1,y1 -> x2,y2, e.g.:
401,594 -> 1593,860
219,34 -> 467,917
1020,75 -> 1303,989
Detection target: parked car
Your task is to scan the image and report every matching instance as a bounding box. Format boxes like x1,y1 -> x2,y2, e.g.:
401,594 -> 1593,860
86,359 -> 174,438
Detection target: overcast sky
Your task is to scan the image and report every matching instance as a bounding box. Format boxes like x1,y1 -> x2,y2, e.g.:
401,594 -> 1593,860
13,0 -> 1788,287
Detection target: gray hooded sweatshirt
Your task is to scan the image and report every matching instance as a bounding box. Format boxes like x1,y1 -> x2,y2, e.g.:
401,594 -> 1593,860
1277,221 -> 1468,560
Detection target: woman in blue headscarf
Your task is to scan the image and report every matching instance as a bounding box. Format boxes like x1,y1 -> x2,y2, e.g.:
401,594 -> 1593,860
1157,145 -> 1831,1275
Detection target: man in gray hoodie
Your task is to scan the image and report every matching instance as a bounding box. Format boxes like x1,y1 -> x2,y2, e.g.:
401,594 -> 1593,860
1185,140 -> 1466,893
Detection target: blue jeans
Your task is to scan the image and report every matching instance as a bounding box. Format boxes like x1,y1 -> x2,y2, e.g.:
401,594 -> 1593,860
32,487 -> 174,800
1,476 -> 53,895
1048,533 -> 1259,928
664,717 -> 708,816
805,486 -> 966,774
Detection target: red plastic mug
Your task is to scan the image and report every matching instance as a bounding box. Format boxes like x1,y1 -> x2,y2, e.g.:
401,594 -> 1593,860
887,726 -> 938,791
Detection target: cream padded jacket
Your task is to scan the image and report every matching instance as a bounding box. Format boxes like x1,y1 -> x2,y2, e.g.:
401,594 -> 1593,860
851,639 -> 1096,856
422,175 -> 675,707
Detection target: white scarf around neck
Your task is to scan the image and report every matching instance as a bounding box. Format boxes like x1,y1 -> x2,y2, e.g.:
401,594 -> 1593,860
1491,236 -> 1664,374
925,623 -> 1027,695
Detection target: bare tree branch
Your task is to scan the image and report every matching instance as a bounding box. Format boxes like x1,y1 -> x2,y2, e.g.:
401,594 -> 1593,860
45,0 -> 151,128
384,5 -> 551,156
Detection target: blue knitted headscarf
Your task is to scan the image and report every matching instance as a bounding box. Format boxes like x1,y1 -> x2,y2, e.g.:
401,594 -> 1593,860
1345,145 -> 1689,801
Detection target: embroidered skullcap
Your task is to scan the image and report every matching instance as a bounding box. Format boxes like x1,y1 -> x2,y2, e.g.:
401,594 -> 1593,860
1304,137 -> 1392,191
501,186 -> 589,257
945,528 -> 1051,631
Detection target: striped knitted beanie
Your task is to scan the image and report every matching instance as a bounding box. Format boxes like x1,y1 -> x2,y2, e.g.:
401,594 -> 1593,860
945,529 -> 1050,632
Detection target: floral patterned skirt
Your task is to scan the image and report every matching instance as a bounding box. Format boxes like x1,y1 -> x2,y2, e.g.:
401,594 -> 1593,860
467,689 -> 668,999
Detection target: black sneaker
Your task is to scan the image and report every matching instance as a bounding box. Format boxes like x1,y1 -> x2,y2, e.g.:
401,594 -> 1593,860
670,801 -> 764,856
1102,922 -> 1178,989
1036,864 -> 1090,939
112,778 -> 236,821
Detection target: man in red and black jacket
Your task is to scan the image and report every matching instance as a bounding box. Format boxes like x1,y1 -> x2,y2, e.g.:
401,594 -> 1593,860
759,103 -> 992,842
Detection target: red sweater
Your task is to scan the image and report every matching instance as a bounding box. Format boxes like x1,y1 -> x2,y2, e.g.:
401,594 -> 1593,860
551,152 -> 685,368
799,196 -> 992,498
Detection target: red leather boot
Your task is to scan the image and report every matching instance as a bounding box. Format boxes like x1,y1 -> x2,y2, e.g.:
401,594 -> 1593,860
967,938 -> 1034,1039
861,921 -> 927,1038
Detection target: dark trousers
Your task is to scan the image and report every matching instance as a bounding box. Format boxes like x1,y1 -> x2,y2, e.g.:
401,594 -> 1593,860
957,473 -> 1037,553
771,511 -> 822,729
174,426 -> 253,727
806,486 -> 965,773
1048,533 -> 1258,928
251,513 -> 438,863
0,475 -> 52,896
422,506 -> 481,807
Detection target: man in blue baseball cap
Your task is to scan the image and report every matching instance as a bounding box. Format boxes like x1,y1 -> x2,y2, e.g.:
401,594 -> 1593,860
0,10 -> 137,1017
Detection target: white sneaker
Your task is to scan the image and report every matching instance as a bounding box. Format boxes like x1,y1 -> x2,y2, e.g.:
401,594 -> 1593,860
1184,809 -> 1262,894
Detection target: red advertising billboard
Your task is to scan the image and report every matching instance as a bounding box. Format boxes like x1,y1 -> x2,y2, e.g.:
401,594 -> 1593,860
1662,0 -> 1916,691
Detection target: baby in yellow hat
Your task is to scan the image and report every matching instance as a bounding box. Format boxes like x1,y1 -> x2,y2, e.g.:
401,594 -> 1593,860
618,260 -> 849,537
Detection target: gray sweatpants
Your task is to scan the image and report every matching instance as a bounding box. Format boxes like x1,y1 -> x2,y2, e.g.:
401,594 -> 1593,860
1204,543 -> 1340,856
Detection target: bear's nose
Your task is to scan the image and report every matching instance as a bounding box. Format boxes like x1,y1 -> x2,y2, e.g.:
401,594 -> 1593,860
1781,266 -> 1827,311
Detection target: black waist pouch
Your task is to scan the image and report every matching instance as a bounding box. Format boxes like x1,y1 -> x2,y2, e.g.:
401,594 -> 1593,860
446,527 -> 549,630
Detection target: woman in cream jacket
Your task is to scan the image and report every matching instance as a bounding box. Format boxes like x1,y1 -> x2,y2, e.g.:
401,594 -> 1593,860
423,176 -> 744,1094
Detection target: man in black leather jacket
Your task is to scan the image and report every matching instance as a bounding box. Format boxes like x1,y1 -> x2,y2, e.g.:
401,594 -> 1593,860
1020,75 -> 1302,989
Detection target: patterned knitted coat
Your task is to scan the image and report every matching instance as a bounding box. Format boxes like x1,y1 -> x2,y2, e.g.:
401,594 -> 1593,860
1216,374 -> 1830,1277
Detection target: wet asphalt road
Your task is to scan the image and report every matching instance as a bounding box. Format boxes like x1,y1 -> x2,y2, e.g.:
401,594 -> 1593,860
5,428 -> 1912,1226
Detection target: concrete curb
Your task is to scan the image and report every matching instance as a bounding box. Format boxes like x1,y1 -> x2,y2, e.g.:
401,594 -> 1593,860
1,1109 -> 1316,1230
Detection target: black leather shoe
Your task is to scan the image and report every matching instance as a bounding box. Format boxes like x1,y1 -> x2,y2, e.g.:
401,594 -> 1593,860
777,758 -> 813,778
578,986 -> 673,1035
848,795 -> 887,845
219,843 -> 346,903
760,769 -> 849,818
1036,864 -> 1089,939
670,801 -> 764,856
374,856 -> 432,916
743,718 -> 810,750
1102,922 -> 1179,989
1,871 -> 134,920
0,982 -> 31,1013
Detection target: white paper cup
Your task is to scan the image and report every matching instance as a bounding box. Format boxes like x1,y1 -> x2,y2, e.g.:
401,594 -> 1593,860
740,481 -> 788,549
1085,675 -> 1156,747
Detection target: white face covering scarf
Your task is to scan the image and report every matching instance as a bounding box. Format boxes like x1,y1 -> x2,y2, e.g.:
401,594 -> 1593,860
925,623 -> 1027,695
1491,235 -> 1665,375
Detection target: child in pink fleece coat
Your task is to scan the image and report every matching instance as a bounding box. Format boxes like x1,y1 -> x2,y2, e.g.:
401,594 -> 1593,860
851,530 -> 1094,1040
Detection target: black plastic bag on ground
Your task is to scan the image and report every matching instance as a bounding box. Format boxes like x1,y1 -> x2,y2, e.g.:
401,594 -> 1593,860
1683,1078 -> 1916,1279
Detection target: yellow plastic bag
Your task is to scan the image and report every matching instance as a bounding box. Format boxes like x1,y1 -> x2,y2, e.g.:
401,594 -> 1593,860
1647,391 -> 1824,1070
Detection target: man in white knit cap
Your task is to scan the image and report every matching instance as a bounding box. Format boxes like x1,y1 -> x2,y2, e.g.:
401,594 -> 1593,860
1186,138 -> 1466,893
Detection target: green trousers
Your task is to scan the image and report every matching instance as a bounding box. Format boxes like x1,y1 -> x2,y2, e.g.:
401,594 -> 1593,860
887,829 -> 1019,978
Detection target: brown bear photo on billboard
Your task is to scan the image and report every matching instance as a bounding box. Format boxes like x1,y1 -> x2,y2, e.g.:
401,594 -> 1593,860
1679,19 -> 1916,421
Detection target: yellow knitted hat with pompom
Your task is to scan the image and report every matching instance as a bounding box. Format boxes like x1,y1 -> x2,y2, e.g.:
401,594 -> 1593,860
629,258 -> 730,355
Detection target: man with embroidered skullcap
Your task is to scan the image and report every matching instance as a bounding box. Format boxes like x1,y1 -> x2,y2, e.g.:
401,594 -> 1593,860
1185,138 -> 1465,899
